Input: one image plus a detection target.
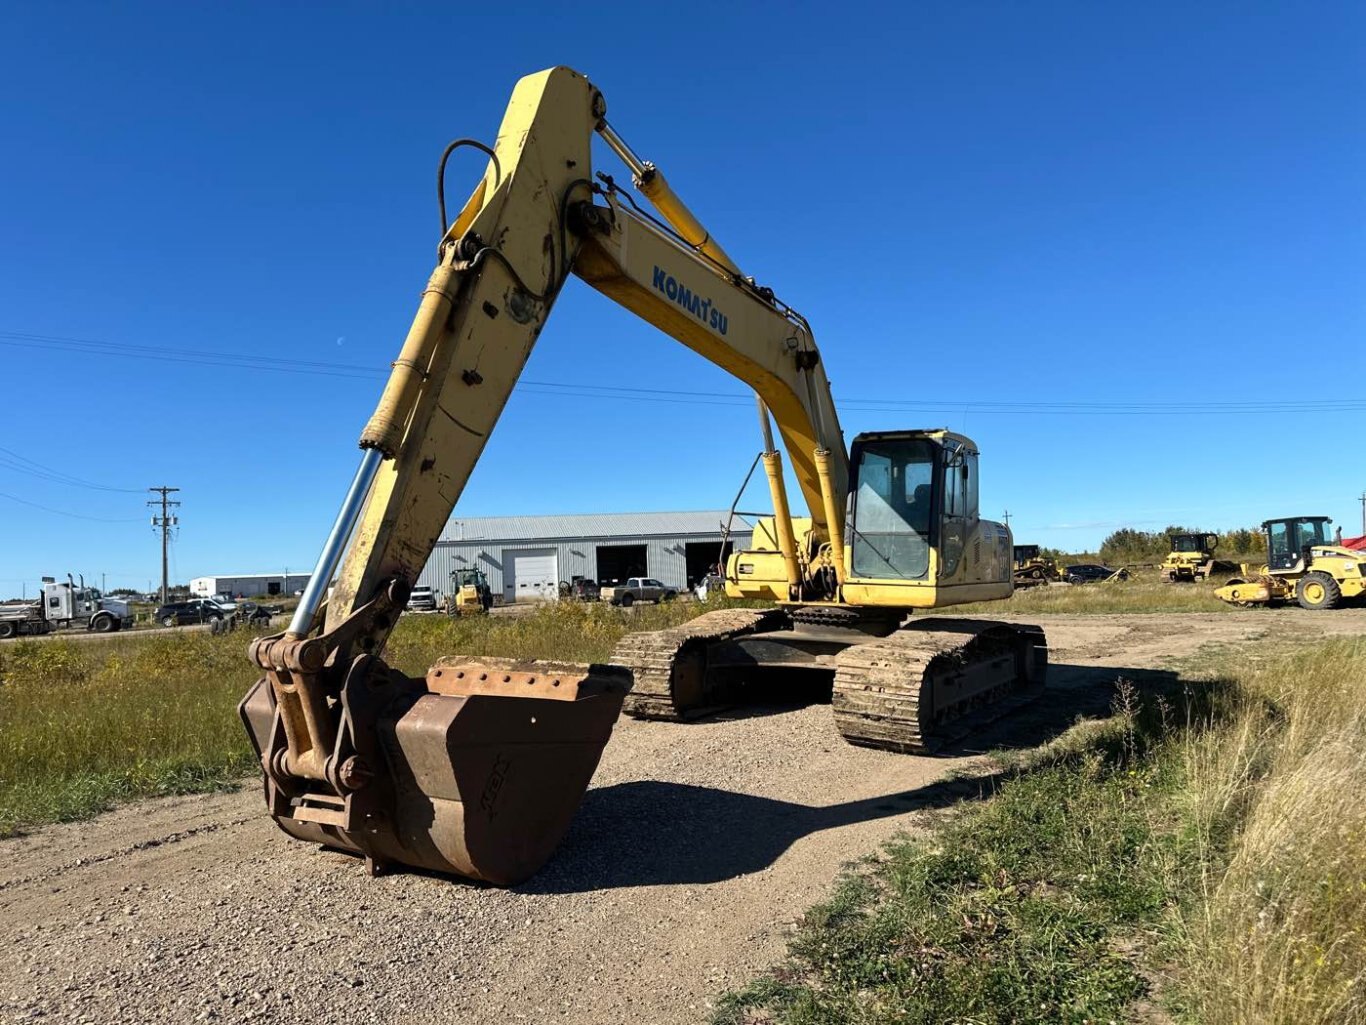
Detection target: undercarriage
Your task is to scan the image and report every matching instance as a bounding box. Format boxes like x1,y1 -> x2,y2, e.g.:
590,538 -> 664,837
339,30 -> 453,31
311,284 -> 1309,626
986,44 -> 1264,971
615,608 -> 1047,754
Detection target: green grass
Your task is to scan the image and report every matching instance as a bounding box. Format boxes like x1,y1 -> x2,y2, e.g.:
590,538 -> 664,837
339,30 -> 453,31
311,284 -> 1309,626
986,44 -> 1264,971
0,599 -> 731,835
933,571 -> 1243,615
0,631 -> 262,833
383,597 -> 742,672
713,636 -> 1366,1025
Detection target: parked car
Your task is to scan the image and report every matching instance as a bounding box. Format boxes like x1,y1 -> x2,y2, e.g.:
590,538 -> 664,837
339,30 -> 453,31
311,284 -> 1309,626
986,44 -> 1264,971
601,577 -> 677,607
567,578 -> 601,602
1064,564 -> 1129,585
155,598 -> 231,627
407,585 -> 439,612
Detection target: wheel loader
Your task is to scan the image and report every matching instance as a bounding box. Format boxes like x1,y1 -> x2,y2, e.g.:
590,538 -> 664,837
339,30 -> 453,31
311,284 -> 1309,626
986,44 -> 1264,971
238,66 -> 1046,884
1161,532 -> 1218,582
1012,544 -> 1058,587
448,568 -> 492,615
1215,516 -> 1366,609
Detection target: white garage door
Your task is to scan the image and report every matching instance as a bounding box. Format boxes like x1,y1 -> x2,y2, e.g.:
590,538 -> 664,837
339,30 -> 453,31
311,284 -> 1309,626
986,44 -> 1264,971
507,549 -> 558,602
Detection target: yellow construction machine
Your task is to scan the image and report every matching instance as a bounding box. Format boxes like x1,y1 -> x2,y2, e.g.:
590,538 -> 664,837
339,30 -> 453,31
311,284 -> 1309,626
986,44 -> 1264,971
239,67 -> 1046,884
1161,532 -> 1218,582
1216,516 -> 1366,609
1011,544 -> 1058,587
448,568 -> 493,615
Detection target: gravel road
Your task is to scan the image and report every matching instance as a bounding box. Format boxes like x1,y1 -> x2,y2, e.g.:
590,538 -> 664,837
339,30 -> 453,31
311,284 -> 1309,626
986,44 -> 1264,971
3,610 -> 1362,1025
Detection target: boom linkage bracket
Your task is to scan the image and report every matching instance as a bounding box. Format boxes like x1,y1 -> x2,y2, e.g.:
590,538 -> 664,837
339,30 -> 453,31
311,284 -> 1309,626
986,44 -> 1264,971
246,580 -> 415,835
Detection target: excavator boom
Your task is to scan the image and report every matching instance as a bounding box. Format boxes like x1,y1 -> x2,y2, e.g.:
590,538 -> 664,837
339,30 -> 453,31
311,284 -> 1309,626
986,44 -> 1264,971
239,66 -> 1044,883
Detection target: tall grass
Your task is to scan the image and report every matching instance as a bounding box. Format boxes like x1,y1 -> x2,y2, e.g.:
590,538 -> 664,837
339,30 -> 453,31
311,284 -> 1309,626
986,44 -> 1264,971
384,598 -> 728,673
1179,638 -> 1366,1024
0,600 -> 725,834
714,635 -> 1366,1024
0,632 -> 261,833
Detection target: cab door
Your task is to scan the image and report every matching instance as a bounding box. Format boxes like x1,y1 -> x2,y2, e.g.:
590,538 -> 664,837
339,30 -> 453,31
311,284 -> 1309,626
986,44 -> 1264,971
939,448 -> 977,580
1266,521 -> 1298,570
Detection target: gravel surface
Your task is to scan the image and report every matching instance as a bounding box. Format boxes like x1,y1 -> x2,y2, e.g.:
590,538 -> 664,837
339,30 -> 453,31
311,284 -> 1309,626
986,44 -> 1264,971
3,609 -> 1362,1024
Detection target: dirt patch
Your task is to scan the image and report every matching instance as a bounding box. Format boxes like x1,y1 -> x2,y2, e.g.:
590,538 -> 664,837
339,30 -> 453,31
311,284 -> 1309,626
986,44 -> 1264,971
3,608 -> 1361,1024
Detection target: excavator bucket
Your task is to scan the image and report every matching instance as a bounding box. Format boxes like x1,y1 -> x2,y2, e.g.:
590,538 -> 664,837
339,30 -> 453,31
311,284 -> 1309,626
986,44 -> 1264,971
239,654 -> 629,884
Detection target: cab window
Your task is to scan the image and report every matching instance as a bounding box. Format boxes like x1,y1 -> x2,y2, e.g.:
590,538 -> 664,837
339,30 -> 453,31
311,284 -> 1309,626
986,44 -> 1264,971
1296,520 -> 1327,551
849,437 -> 936,580
1267,522 -> 1294,569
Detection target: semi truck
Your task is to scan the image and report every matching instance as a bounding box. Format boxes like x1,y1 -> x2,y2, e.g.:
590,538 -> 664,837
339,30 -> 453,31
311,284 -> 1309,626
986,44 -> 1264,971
0,575 -> 135,638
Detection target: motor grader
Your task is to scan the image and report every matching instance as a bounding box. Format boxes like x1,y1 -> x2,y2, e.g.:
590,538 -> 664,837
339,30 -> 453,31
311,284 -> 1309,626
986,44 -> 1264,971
238,66 -> 1046,884
1012,544 -> 1058,587
1215,516 -> 1366,609
1161,532 -> 1218,582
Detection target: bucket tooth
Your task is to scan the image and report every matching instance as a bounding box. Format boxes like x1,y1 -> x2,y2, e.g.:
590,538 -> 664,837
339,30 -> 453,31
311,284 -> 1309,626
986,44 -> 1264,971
239,655 -> 631,885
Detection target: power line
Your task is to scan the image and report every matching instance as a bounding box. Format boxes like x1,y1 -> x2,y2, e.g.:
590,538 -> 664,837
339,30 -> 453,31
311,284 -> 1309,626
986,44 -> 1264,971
5,327 -> 1366,416
0,445 -> 144,493
0,490 -> 143,522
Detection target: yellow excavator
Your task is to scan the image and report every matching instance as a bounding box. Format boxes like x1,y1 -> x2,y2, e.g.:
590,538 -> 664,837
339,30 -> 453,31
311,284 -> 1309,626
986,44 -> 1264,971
238,67 -> 1046,884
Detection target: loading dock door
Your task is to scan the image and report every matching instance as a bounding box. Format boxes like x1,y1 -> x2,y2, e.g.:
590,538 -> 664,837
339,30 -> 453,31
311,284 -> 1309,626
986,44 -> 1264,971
596,544 -> 647,586
507,549 -> 558,602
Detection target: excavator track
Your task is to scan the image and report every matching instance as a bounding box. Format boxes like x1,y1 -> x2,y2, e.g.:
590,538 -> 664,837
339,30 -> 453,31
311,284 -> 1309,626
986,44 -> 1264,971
832,620 -> 1047,754
615,608 -> 788,720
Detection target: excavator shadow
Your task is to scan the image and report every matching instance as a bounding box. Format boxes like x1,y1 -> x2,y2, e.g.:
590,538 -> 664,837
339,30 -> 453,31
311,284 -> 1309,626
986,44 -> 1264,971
949,662 -> 1183,755
517,775 -> 995,893
519,660 -> 1184,893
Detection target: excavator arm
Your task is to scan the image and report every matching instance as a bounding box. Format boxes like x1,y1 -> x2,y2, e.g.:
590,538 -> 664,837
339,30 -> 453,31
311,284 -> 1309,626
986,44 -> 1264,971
240,66 -> 852,883
321,65 -> 845,647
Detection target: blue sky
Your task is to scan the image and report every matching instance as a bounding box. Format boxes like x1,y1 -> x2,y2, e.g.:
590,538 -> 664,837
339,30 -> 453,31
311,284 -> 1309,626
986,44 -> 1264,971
1,2 -> 1362,594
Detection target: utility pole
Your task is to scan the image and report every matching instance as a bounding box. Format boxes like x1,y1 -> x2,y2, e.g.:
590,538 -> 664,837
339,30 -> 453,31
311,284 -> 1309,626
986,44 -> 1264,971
1359,491 -> 1365,536
148,486 -> 181,606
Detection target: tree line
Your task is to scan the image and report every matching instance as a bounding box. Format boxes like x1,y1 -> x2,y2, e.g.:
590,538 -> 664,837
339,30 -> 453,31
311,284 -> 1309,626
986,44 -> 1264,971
1031,527 -> 1267,566
1096,526 -> 1266,566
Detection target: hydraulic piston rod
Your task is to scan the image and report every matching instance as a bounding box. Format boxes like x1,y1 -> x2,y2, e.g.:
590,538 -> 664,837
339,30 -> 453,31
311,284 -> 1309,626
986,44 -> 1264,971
596,120 -> 742,278
286,447 -> 385,638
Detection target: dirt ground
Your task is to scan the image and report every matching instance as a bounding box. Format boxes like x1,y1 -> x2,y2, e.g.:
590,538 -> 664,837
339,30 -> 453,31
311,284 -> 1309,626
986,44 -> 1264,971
3,610 -> 1362,1025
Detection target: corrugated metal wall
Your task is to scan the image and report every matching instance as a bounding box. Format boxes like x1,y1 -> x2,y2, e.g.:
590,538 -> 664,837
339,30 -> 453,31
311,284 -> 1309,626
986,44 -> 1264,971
417,534 -> 730,603
191,573 -> 312,597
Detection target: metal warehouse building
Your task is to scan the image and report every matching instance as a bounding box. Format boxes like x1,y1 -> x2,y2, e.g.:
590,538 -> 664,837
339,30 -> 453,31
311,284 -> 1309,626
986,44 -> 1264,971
417,510 -> 749,604
189,573 -> 312,598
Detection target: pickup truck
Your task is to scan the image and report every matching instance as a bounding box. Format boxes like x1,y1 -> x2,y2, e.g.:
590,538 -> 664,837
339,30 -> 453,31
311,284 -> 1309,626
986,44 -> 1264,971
600,577 -> 677,607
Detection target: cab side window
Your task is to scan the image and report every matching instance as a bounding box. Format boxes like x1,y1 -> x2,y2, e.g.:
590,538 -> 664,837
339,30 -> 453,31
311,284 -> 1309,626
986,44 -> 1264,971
942,449 -> 979,522
965,452 -> 979,521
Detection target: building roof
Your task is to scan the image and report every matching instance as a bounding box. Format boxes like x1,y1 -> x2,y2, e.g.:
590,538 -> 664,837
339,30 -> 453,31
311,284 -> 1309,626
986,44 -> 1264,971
440,510 -> 752,543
